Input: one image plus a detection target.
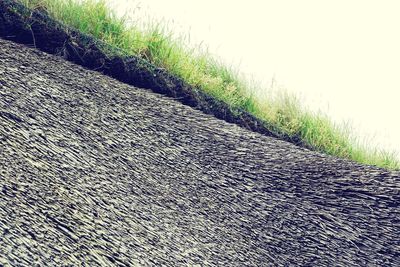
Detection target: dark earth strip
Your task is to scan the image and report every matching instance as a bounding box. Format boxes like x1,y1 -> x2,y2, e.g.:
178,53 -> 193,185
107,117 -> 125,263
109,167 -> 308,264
0,0 -> 293,147
0,38 -> 399,266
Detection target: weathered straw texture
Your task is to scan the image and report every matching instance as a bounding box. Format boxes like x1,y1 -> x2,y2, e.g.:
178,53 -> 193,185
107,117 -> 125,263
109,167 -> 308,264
0,38 -> 399,266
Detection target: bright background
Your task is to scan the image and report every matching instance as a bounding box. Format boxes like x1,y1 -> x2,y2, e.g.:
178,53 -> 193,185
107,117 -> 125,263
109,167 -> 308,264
106,0 -> 400,159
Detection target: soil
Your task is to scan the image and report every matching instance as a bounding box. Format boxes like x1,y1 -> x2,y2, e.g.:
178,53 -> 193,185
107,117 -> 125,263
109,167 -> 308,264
0,38 -> 399,266
0,0 -> 300,147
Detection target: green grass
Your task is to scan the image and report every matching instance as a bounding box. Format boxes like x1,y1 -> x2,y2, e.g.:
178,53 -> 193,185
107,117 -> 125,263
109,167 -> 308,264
20,0 -> 400,170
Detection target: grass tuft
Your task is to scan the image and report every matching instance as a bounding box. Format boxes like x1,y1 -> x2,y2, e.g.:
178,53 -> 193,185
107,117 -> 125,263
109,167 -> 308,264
19,0 -> 400,170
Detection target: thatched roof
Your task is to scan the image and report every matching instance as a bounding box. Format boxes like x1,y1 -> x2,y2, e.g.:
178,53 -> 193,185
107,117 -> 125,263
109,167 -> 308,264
0,1 -> 399,265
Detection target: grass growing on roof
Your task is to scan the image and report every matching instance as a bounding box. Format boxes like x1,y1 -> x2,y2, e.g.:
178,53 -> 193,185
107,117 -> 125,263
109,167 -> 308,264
20,0 -> 400,170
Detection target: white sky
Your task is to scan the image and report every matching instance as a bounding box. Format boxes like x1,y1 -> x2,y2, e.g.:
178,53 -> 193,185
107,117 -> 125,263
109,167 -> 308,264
106,0 -> 400,159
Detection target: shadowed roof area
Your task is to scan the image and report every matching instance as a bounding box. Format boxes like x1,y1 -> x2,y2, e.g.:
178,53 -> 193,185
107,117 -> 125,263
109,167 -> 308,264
0,38 -> 399,266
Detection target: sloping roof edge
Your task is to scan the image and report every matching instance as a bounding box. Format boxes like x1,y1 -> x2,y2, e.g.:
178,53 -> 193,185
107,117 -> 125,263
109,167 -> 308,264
0,0 -> 306,145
